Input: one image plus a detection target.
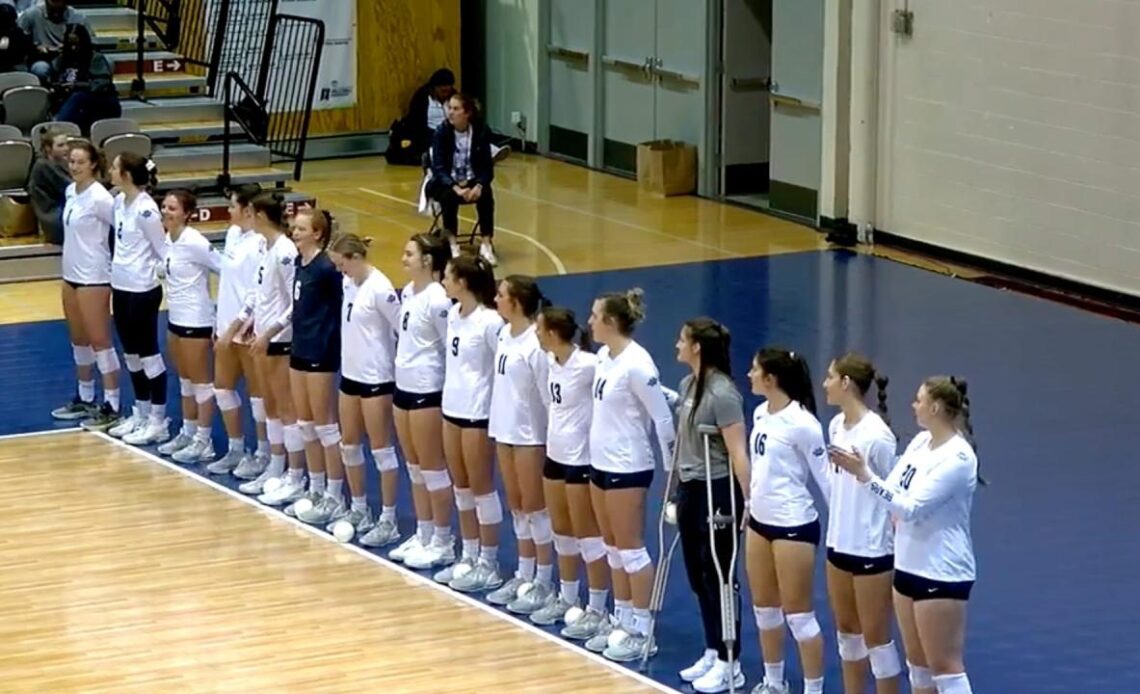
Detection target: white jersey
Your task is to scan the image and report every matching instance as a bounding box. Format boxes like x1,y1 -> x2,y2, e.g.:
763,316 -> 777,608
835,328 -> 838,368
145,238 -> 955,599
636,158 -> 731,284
442,303 -> 503,420
216,224 -> 264,331
588,341 -> 676,474
394,281 -> 452,394
341,268 -> 401,384
748,401 -> 831,528
488,324 -> 550,446
111,191 -> 167,292
240,233 -> 296,343
869,431 -> 978,582
546,348 -> 597,466
825,411 -> 898,558
164,226 -> 220,329
61,181 -> 114,285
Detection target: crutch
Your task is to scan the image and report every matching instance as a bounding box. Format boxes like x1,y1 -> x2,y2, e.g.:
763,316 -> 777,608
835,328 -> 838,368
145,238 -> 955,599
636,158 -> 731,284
699,423 -> 740,694
641,434 -> 683,670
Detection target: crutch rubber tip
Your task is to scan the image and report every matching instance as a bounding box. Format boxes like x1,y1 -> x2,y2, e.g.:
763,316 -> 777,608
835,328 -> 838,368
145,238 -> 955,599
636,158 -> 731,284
664,501 -> 678,525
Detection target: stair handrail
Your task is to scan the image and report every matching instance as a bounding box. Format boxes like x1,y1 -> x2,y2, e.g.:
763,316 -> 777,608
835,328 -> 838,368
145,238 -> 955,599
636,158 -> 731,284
218,70 -> 266,191
255,14 -> 325,182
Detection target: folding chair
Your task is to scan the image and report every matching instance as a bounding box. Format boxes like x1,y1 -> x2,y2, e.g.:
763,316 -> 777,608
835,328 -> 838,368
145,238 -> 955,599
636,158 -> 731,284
0,139 -> 35,194
91,118 -> 140,148
102,132 -> 153,161
2,85 -> 51,134
419,148 -> 482,247
30,121 -> 81,146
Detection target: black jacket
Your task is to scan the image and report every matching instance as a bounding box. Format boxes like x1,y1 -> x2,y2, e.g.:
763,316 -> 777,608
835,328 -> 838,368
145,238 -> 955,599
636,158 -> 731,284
430,121 -> 494,188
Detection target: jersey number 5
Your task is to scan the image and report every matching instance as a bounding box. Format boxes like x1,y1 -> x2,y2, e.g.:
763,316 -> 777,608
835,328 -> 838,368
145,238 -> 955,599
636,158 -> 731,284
549,382 -> 562,404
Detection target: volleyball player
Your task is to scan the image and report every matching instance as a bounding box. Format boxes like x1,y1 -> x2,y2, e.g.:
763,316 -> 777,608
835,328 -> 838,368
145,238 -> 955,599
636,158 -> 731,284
829,377 -> 979,694
672,318 -> 749,693
745,348 -> 831,694
585,288 -> 676,662
822,354 -> 903,694
155,190 -> 221,464
418,255 -> 504,590
486,275 -> 552,612
105,153 -> 169,445
54,141 -> 122,431
306,233 -> 402,542
389,233 -> 453,566
531,307 -> 611,632
269,207 -> 341,511
207,184 -> 271,477
218,193 -> 304,499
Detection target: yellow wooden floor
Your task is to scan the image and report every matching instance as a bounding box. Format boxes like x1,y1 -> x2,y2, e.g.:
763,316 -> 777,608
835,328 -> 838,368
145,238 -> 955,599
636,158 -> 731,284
0,430 -> 665,692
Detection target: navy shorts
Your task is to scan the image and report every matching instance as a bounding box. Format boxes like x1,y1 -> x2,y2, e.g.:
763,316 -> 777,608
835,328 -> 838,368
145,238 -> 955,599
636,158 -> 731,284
443,414 -> 489,429
339,378 -> 395,399
393,388 -> 442,411
894,569 -> 973,602
290,354 -> 338,373
267,341 -> 291,357
169,323 -> 213,339
748,518 -> 821,546
589,466 -> 654,490
543,457 -> 591,484
827,548 -> 894,576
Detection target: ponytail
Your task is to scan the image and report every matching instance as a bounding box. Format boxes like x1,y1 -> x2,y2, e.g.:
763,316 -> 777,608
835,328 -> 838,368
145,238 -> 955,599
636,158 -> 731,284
755,347 -> 817,416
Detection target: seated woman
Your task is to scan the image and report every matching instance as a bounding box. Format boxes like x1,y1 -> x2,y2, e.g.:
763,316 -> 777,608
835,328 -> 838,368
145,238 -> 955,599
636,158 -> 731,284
50,23 -> 119,136
428,92 -> 498,265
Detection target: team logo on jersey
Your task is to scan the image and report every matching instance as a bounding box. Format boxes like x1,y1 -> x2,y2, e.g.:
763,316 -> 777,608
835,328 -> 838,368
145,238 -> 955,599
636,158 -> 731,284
282,256 -> 293,265
439,309 -> 448,317
648,376 -> 658,387
812,447 -> 825,457
142,209 -> 153,218
386,293 -> 397,303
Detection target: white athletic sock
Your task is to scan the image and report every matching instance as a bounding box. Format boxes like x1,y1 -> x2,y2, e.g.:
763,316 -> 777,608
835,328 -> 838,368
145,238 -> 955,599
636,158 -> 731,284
381,505 -> 396,523
804,677 -> 824,694
309,472 -> 325,494
351,495 -> 367,511
184,421 -> 198,437
417,520 -> 433,544
518,556 -> 536,581
614,600 -> 632,628
561,580 -> 579,605
287,467 -> 304,483
325,477 -> 343,498
105,388 -> 120,412
480,544 -> 498,562
257,439 -> 269,456
764,662 -> 785,686
228,437 -> 244,454
433,525 -> 452,543
536,563 -> 553,583
137,401 -> 151,417
78,380 -> 96,403
267,454 -> 286,478
631,607 -> 650,635
588,589 -> 608,612
462,538 -> 480,560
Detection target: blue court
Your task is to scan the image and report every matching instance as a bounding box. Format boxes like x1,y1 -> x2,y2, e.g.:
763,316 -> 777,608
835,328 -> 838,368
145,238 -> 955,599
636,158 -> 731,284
4,250 -> 1139,692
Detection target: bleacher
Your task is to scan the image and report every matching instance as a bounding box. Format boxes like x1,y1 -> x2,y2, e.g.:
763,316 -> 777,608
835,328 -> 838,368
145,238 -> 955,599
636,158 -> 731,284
0,0 -> 319,281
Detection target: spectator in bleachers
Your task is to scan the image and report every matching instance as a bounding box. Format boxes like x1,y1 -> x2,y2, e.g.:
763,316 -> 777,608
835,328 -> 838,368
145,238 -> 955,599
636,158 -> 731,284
18,0 -> 92,84
51,23 -> 118,136
28,125 -> 69,244
0,4 -> 31,73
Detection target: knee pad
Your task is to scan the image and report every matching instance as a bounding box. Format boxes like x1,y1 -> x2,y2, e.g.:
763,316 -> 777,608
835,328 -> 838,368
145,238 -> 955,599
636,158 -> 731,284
180,378 -> 194,397
579,536 -> 607,564
475,491 -> 503,526
406,463 -> 424,484
73,344 -> 96,367
250,397 -> 267,423
619,547 -> 652,573
605,545 -> 623,570
529,509 -> 553,545
141,354 -> 165,379
869,642 -> 902,679
341,443 -> 365,467
422,468 -> 451,492
266,418 -> 284,445
283,423 -> 305,453
194,383 -> 214,404
314,423 -> 339,447
511,510 -> 532,540
297,420 -> 318,443
372,446 -> 398,472
95,348 -> 119,374
553,534 -> 579,556
909,663 -> 934,690
454,487 -> 476,511
838,632 -> 869,662
123,353 -> 143,372
753,605 -> 785,631
215,388 -> 240,411
787,612 -> 821,642
932,673 -> 971,693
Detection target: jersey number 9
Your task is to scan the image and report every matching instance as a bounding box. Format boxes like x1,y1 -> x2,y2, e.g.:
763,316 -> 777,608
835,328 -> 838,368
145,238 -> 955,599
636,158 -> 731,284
451,336 -> 460,356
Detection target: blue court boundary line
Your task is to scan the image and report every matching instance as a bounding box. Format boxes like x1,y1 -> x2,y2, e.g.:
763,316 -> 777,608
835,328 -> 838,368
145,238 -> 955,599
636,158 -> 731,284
56,428 -> 684,694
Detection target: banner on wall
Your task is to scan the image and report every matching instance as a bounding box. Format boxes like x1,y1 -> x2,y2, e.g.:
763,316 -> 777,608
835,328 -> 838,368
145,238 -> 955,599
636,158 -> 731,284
276,0 -> 357,110
211,0 -> 357,111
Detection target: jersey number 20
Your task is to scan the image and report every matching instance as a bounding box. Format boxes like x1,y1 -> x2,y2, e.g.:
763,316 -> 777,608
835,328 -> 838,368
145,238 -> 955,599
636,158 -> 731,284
899,464 -> 917,490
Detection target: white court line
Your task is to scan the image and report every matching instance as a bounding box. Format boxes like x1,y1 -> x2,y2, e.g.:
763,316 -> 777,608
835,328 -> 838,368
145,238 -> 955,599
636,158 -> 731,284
0,426 -> 81,442
356,187 -> 569,275
86,430 -> 680,694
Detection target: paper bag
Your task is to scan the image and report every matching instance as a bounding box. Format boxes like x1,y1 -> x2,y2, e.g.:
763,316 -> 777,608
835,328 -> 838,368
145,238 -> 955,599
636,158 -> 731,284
636,140 -> 697,197
0,195 -> 36,238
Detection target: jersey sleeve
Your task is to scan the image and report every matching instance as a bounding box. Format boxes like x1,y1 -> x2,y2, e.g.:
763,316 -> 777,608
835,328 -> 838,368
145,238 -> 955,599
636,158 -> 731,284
795,417 -> 832,504
529,344 -> 552,409
95,192 -> 114,228
377,285 -> 402,331
138,205 -> 168,258
629,362 -> 677,467
274,252 -> 297,330
483,314 -> 505,357
865,431 -> 899,480
866,451 -> 975,522
323,263 -> 343,306
191,236 -> 222,274
430,293 -> 452,340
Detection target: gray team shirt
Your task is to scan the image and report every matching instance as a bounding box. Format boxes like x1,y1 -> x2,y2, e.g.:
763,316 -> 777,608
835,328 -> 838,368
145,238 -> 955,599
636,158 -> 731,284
675,371 -> 744,482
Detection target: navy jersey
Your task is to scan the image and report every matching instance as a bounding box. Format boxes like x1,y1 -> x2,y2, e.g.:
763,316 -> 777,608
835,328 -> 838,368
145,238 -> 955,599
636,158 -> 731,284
291,251 -> 343,362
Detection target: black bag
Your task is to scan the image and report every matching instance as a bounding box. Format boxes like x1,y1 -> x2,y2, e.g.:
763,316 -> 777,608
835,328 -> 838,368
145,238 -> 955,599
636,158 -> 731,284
385,118 -> 425,166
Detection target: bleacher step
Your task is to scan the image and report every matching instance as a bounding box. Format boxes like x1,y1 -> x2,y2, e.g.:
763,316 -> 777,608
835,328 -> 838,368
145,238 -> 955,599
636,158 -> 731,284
154,142 -> 271,172
115,73 -> 206,97
84,6 -> 140,33
121,96 -> 224,124
157,166 -> 293,194
96,29 -> 160,52
109,51 -> 187,75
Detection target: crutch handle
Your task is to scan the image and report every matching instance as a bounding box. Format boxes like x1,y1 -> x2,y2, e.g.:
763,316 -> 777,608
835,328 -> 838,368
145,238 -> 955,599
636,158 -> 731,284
697,423 -> 719,436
